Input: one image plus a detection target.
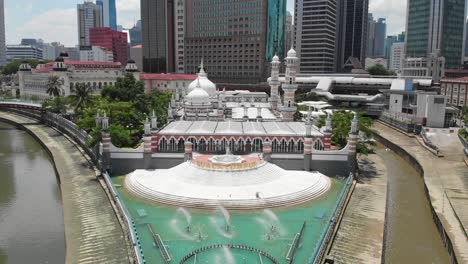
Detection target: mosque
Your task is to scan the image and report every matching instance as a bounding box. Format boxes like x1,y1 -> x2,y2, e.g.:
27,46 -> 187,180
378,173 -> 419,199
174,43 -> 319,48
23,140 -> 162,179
99,48 -> 359,182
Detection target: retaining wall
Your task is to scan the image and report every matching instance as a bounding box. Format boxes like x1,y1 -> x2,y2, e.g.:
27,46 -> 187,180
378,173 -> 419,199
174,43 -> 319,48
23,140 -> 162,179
373,132 -> 459,264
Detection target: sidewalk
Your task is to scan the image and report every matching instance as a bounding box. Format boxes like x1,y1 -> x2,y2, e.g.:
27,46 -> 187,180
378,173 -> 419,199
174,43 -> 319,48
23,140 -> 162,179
0,112 -> 129,264
374,122 -> 468,262
328,153 -> 387,263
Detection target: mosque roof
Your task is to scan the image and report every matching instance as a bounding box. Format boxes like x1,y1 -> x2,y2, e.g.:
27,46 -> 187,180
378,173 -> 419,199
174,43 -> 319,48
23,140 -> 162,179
158,120 -> 323,137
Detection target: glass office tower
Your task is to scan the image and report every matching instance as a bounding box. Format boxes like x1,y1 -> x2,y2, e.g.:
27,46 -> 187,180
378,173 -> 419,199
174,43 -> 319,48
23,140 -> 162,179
406,0 -> 466,69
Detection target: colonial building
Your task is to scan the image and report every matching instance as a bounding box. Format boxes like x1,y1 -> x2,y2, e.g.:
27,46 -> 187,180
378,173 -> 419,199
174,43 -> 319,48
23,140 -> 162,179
18,52 -> 138,99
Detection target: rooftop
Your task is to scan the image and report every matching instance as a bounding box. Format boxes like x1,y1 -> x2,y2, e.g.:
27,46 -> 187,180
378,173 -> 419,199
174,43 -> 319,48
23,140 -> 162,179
158,120 -> 323,137
140,73 -> 197,81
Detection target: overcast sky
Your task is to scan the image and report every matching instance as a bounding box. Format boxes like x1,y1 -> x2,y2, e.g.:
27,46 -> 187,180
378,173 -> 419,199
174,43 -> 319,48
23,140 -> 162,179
5,0 -> 407,47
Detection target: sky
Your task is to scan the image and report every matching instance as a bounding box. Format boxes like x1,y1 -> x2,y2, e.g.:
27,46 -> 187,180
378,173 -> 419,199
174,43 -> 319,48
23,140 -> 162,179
5,0 -> 406,47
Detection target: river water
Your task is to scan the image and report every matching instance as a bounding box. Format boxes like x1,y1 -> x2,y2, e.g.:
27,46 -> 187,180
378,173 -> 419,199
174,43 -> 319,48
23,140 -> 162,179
0,122 -> 65,264
378,147 -> 450,263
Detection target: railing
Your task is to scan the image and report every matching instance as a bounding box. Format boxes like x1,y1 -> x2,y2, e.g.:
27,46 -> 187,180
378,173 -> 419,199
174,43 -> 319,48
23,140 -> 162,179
380,111 -> 423,134
308,175 -> 354,264
1,106 -> 141,263
103,172 -> 145,264
420,129 -> 440,153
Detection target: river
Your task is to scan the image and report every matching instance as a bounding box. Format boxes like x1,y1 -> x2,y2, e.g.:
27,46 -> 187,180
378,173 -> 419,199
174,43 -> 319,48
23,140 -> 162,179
0,121 -> 65,264
378,146 -> 450,263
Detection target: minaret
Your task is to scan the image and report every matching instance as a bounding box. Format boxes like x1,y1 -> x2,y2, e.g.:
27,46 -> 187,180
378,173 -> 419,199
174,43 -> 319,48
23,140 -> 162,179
280,47 -> 299,122
269,54 -> 280,112
99,112 -> 111,171
143,117 -> 152,169
303,107 -> 313,171
150,110 -> 159,153
348,113 -> 359,174
323,113 -> 333,150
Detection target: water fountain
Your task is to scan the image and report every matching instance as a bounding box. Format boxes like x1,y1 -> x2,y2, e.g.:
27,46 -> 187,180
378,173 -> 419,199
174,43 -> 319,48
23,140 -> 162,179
170,207 -> 195,240
222,246 -> 236,264
210,205 -> 233,238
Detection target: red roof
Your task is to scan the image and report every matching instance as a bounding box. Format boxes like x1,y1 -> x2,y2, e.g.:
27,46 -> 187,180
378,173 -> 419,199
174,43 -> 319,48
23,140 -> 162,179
65,60 -> 122,68
131,45 -> 142,49
34,62 -> 54,73
139,73 -> 197,81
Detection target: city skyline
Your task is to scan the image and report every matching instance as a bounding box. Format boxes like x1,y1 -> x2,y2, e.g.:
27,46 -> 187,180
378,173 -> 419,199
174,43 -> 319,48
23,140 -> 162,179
5,0 -> 407,47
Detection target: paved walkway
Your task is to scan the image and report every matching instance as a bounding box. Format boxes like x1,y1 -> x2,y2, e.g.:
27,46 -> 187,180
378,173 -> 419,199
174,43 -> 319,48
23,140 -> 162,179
0,112 -> 129,264
374,122 -> 468,262
328,153 -> 387,263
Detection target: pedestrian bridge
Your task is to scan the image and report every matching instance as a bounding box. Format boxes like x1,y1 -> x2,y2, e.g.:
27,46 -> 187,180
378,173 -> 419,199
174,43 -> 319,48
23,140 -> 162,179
0,99 -> 43,111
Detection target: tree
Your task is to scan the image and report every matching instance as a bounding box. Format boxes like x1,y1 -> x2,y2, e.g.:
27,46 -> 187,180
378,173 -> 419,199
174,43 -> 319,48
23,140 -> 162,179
101,73 -> 144,102
317,111 -> 376,155
70,83 -> 93,114
367,64 -> 395,76
1,59 -> 45,75
42,97 -> 67,114
46,75 -> 63,97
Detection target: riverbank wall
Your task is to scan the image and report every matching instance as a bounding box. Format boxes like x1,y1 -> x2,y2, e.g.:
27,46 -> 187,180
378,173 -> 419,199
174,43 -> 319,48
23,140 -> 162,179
0,111 -> 131,264
373,124 -> 460,264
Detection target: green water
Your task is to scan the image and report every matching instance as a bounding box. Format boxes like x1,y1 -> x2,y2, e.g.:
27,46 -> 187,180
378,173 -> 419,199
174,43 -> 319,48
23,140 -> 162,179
0,122 -> 65,264
113,176 -> 346,264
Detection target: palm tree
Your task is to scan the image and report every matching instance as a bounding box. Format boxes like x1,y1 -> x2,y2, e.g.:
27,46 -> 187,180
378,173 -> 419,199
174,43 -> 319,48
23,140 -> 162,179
46,75 -> 63,97
71,83 -> 93,113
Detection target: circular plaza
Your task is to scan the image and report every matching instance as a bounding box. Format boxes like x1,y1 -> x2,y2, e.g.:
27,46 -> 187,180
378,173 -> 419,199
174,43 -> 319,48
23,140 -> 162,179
125,153 -> 331,209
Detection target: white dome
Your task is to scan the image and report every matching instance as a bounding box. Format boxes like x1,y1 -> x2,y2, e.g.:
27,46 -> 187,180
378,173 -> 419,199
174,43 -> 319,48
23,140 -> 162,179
188,68 -> 216,97
272,54 -> 279,62
287,48 -> 297,58
186,80 -> 210,105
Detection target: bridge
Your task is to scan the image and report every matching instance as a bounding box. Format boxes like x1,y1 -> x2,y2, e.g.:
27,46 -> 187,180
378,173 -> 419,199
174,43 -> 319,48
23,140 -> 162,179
0,99 -> 44,110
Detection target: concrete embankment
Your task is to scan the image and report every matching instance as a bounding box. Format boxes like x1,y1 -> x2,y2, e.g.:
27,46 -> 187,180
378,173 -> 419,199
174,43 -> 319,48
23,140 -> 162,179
327,152 -> 387,263
373,122 -> 468,263
0,112 -> 129,264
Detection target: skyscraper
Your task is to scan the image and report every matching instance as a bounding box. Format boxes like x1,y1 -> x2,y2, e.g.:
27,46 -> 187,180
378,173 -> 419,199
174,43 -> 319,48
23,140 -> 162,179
295,0 -> 339,73
141,0 -> 175,73
406,0 -> 466,69
184,0 -> 286,83
77,2 -> 103,47
90,27 -> 128,65
336,0 -> 369,71
97,0 -> 117,31
174,0 -> 185,73
284,11 -> 293,57
366,15 -> 386,57
129,20 -> 142,47
0,0 -> 6,66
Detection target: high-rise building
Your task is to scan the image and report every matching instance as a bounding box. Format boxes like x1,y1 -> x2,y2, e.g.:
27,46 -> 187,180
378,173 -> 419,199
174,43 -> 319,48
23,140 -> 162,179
96,0 -> 117,31
465,19 -> 468,57
295,0 -> 339,73
129,20 -> 142,47
384,31 -> 405,66
77,2 -> 103,47
141,0 -> 175,73
406,0 -> 466,69
6,45 -> 43,62
90,27 -> 128,65
284,11 -> 293,57
174,0 -> 185,73
336,0 -> 369,71
0,0 -> 6,66
130,45 -> 143,71
389,42 -> 405,71
367,14 -> 386,57
41,43 -> 56,60
80,46 -> 114,62
184,0 -> 285,83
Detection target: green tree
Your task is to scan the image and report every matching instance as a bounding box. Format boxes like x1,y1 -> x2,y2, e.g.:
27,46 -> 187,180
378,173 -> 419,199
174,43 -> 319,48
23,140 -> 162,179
317,111 -> 376,155
101,73 -> 144,102
70,83 -> 93,114
1,59 -> 44,75
42,97 -> 67,114
46,75 -> 63,97
367,64 -> 395,76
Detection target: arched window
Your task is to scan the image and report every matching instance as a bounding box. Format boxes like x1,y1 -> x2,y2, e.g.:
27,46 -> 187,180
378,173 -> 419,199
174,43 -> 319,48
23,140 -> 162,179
314,139 -> 324,151
178,138 -> 185,152
159,138 -> 167,152
169,138 -> 176,152
199,138 -> 206,153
